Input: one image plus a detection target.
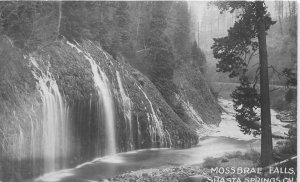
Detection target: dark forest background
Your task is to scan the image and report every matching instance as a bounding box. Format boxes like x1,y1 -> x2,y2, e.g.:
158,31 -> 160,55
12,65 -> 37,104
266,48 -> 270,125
0,1 -> 207,104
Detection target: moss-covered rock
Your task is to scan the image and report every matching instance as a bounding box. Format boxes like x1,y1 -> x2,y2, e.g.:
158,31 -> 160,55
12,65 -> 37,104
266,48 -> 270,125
173,64 -> 222,136
0,38 -> 219,181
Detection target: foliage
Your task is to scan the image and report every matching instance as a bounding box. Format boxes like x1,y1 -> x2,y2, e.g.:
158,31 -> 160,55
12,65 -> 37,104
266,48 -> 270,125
203,149 -> 261,169
202,157 -> 219,168
172,2 -> 191,66
146,2 -> 177,101
0,1 -> 209,126
225,150 -> 260,165
0,1 -> 60,48
191,41 -> 206,73
231,76 -> 261,136
273,125 -> 297,172
212,2 -> 275,78
212,2 -> 275,136
282,68 -> 297,87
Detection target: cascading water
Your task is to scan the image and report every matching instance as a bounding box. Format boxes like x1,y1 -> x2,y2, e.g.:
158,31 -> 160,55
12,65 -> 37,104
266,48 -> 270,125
116,71 -> 133,149
87,54 -> 116,155
30,55 -> 70,173
67,41 -> 117,155
175,93 -> 213,137
137,85 -> 172,147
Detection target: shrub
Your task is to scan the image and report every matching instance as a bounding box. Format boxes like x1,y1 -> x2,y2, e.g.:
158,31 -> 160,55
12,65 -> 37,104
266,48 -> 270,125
225,150 -> 260,165
284,89 -> 296,103
225,151 -> 243,159
202,157 -> 219,168
242,150 -> 260,164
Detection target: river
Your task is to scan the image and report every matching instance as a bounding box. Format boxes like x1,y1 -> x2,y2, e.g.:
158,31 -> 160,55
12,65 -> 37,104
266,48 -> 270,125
32,99 -> 287,182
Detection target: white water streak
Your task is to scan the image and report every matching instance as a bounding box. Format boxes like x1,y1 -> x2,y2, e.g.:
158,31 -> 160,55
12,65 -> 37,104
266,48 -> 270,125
137,85 -> 171,147
30,55 -> 69,173
175,93 -> 214,137
88,54 -> 116,155
67,41 -> 117,155
116,71 -> 133,149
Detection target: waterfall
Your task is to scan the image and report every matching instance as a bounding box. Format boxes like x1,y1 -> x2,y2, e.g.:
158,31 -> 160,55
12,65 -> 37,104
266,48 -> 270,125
30,55 -> 70,173
67,41 -> 117,155
116,71 -> 133,149
175,93 -> 213,137
137,85 -> 172,147
87,54 -> 116,155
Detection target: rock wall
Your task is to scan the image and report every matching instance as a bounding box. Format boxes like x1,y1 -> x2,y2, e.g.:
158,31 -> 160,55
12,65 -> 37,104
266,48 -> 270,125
173,64 -> 222,136
0,38 -> 212,181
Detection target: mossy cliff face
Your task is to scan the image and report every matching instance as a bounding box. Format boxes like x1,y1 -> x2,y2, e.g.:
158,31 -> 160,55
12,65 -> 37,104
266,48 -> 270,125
172,64 -> 222,136
0,38 -> 211,181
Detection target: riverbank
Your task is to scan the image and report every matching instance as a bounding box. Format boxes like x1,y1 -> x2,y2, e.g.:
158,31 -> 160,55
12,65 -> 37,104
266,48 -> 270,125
100,98 -> 295,182
104,150 -> 259,182
103,166 -> 209,182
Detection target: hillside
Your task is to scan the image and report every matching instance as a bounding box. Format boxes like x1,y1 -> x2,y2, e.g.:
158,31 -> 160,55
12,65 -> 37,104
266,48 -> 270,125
0,37 -> 220,181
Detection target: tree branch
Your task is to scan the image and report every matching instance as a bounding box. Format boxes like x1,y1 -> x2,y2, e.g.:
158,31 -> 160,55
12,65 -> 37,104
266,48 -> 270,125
252,66 -> 260,89
247,50 -> 257,66
136,48 -> 150,53
268,65 -> 284,79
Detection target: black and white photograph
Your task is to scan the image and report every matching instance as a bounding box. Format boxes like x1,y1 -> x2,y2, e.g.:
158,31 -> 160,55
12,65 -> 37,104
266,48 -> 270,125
0,1 -> 297,182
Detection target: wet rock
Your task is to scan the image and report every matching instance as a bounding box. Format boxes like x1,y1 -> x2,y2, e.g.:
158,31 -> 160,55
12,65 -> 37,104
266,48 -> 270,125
272,131 -> 289,139
280,118 -> 296,123
276,111 -> 296,122
283,123 -> 295,128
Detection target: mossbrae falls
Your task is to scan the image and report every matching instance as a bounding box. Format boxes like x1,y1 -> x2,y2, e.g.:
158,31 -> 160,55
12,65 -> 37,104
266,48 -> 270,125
0,1 -> 297,182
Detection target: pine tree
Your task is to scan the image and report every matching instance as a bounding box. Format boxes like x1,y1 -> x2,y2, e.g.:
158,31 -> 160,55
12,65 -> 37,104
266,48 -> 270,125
146,1 -> 176,100
173,2 -> 190,65
212,1 -> 276,166
191,41 -> 206,73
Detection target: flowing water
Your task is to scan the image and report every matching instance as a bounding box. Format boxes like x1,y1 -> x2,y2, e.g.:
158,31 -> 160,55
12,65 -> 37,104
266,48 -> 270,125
16,43 -> 287,182
175,93 -> 215,137
67,41 -> 117,155
33,98 -> 288,182
137,85 -> 172,147
116,71 -> 133,149
30,55 -> 70,173
86,53 -> 116,155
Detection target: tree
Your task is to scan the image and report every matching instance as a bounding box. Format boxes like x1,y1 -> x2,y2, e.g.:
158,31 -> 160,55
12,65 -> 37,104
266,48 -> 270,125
146,1 -> 176,100
191,41 -> 206,73
172,2 -> 191,65
211,1 -> 275,166
231,76 -> 261,136
114,1 -> 134,59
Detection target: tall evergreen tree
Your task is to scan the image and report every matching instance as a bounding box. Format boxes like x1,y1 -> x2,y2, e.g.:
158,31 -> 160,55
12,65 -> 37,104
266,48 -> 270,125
146,2 -> 176,99
191,41 -> 206,73
212,1 -> 275,166
173,2 -> 190,65
114,1 -> 133,59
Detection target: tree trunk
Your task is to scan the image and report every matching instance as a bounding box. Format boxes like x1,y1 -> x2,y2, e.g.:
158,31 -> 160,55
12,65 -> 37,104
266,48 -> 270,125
256,1 -> 273,167
56,1 -> 62,38
288,1 -> 291,17
278,16 -> 283,35
198,22 -> 200,48
281,1 -> 284,20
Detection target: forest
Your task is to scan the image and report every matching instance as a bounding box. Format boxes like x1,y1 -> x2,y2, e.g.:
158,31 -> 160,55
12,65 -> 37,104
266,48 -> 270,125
0,1 -> 297,182
0,1 -> 206,93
